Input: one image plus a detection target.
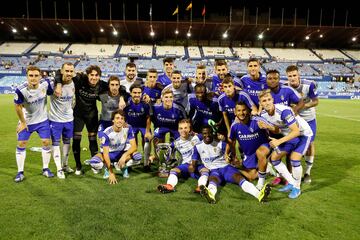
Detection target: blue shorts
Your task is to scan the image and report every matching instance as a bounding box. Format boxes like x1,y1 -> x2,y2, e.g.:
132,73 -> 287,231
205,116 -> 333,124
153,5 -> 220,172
242,143 -> 270,169
133,127 -> 146,137
278,136 -> 311,155
173,163 -> 206,179
307,119 -> 316,142
18,120 -> 51,141
50,121 -> 73,142
154,127 -> 179,140
108,151 -> 125,163
210,165 -> 240,185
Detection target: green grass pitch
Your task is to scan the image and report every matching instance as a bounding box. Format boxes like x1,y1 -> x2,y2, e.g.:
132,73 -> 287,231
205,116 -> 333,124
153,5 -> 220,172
0,94 -> 359,240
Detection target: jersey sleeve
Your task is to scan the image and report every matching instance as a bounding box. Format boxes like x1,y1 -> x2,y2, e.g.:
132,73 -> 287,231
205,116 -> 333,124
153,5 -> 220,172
281,109 -> 296,126
100,133 -> 110,147
289,87 -> 301,104
127,126 -> 135,141
239,91 -> 255,108
309,82 -> 318,99
220,141 -> 227,154
229,123 -> 237,140
45,78 -> 54,95
14,89 -> 24,104
192,146 -> 200,162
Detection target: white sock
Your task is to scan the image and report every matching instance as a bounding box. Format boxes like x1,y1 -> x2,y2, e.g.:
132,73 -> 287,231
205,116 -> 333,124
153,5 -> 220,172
208,182 -> 218,196
126,159 -> 134,167
240,180 -> 260,198
305,156 -> 314,175
198,175 -> 208,186
42,146 -> 51,169
52,146 -> 62,171
62,143 -> 70,167
266,162 -> 279,177
16,146 -> 26,172
292,166 -> 303,189
143,142 -> 150,166
167,173 -> 178,187
257,171 -> 266,188
272,161 -> 296,186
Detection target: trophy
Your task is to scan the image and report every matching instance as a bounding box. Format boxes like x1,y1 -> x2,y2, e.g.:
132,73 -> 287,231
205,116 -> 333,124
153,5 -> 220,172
155,143 -> 173,178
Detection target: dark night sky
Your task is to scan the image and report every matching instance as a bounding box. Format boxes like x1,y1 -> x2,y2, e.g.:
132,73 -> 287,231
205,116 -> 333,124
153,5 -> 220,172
0,0 -> 358,26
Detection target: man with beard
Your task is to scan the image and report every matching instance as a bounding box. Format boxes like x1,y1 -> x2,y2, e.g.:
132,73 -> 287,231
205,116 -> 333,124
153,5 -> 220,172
120,62 -> 143,93
211,59 -> 242,96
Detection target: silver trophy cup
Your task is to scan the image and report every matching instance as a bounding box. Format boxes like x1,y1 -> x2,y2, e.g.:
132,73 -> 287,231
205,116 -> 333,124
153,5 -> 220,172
155,143 -> 173,178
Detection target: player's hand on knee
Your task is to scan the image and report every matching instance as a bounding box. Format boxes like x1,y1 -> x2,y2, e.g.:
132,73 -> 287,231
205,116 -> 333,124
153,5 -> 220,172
108,173 -> 118,184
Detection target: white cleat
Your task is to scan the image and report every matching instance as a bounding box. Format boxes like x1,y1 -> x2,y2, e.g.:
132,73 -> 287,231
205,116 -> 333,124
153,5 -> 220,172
57,170 -> 66,179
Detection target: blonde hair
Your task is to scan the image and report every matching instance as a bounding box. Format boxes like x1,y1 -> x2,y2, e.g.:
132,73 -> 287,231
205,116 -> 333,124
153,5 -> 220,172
258,89 -> 272,100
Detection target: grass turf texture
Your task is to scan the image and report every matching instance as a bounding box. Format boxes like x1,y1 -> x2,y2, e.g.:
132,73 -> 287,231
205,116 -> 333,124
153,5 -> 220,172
0,95 -> 359,240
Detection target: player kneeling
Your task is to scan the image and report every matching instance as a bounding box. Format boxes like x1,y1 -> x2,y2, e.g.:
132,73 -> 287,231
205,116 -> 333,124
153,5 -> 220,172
194,126 -> 271,204
158,119 -> 209,193
87,110 -> 138,184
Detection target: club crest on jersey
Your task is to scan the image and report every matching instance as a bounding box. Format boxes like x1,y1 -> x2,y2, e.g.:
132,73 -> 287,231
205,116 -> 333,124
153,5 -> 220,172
249,127 -> 254,133
281,95 -> 284,101
101,137 -> 106,144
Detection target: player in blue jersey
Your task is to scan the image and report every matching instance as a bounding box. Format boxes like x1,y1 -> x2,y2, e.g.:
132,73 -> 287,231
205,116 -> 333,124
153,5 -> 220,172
266,69 -> 304,113
14,65 -> 54,182
258,90 -> 313,199
124,83 -> 152,168
192,126 -> 271,204
120,62 -> 144,93
151,89 -> 186,143
157,119 -> 209,193
188,83 -> 221,133
226,101 -> 271,190
240,58 -> 267,106
87,110 -> 138,184
286,65 -> 319,183
211,59 -> 242,96
142,68 -> 162,105
49,62 -> 75,178
157,57 -> 175,88
218,76 -> 257,135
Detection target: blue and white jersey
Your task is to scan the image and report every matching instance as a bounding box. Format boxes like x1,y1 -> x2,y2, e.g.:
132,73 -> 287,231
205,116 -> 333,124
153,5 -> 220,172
152,103 -> 186,130
157,73 -> 172,87
270,85 -> 301,106
259,104 -> 313,137
192,140 -> 228,170
99,93 -> 120,121
173,134 -> 202,164
188,94 -> 220,125
100,125 -> 135,153
14,78 -> 53,125
218,91 -> 255,122
162,81 -> 189,109
240,73 -> 267,106
229,116 -> 269,156
292,79 -> 318,122
124,98 -> 150,128
49,81 -> 75,122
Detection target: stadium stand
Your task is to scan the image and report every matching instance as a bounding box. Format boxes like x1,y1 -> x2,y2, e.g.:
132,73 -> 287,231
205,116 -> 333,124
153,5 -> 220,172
202,46 -> 233,58
155,46 -> 185,58
342,50 -> 360,61
312,49 -> 351,61
232,47 -> 270,60
265,48 -> 322,62
119,45 -> 153,58
66,44 -> 118,57
187,46 -> 202,59
30,43 -> 70,55
0,42 -> 36,55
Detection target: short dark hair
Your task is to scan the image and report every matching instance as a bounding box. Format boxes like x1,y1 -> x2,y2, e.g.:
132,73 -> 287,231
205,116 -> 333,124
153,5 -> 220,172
247,57 -> 260,65
286,65 -> 298,73
171,70 -> 182,76
108,75 -> 120,85
266,69 -> 280,76
86,65 -> 102,76
222,74 -> 234,85
196,64 -> 206,70
126,62 -> 136,69
61,62 -> 74,69
163,57 -> 174,64
215,59 -> 227,67
194,83 -> 207,92
201,125 -> 212,132
235,101 -> 250,110
111,109 -> 126,121
129,83 -> 143,93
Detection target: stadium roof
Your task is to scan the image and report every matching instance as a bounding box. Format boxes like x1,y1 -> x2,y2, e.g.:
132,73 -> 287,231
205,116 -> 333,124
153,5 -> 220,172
0,0 -> 359,48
